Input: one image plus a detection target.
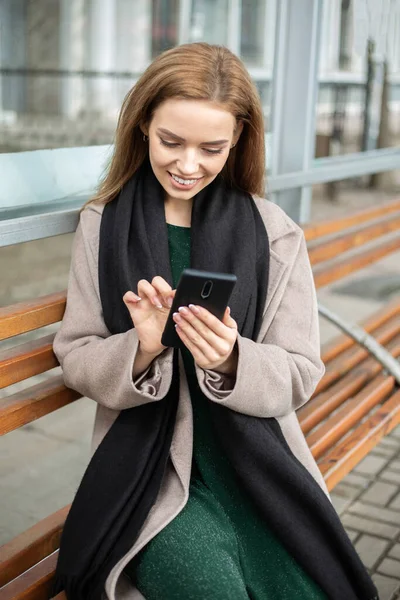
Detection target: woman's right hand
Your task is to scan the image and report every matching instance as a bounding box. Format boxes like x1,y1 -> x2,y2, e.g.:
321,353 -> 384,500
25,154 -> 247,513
123,276 -> 176,357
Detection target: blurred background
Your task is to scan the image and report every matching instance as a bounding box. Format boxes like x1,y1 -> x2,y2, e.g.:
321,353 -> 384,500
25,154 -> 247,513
1,0 -> 399,220
1,2 -> 400,587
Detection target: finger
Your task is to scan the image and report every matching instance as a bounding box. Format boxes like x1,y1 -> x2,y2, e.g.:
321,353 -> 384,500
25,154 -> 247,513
175,325 -> 213,365
175,317 -> 225,361
176,308 -> 231,355
123,291 -> 142,304
137,279 -> 164,309
188,305 -> 238,336
151,276 -> 174,307
222,307 -> 237,328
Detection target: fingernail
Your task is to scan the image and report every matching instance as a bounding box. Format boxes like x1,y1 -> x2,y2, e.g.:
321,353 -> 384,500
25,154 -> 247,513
188,304 -> 199,313
153,296 -> 163,308
167,297 -> 173,307
227,306 -> 231,314
178,306 -> 188,314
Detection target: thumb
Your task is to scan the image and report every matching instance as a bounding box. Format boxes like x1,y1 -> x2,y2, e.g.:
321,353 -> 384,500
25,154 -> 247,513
223,306 -> 237,328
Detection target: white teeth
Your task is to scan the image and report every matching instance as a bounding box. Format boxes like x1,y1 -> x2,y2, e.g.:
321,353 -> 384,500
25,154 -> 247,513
171,173 -> 198,185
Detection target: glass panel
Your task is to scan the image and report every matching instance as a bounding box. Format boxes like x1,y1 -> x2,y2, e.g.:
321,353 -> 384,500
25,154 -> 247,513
311,184 -> 400,347
316,0 -> 400,158
254,81 -> 272,132
0,229 -> 94,544
151,0 -> 179,57
241,0 -> 266,66
189,0 -> 229,45
0,395 -> 95,543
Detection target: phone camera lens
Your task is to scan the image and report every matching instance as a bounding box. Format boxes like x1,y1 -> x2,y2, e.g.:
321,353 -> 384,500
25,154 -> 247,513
201,281 -> 213,299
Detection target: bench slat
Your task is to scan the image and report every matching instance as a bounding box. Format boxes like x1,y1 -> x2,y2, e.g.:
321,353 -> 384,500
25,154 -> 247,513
0,293 -> 66,342
306,374 -> 394,458
0,377 -> 81,436
308,212 -> 400,266
299,340 -> 400,433
0,551 -> 57,600
303,198 -> 400,242
318,390 -> 400,491
321,299 -> 400,365
313,235 -> 400,288
0,335 -> 57,389
315,320 -> 400,395
0,506 -> 69,588
300,360 -> 378,434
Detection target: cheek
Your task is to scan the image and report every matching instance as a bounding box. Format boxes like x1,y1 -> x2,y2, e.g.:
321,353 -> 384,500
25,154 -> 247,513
149,144 -> 169,169
206,152 -> 230,176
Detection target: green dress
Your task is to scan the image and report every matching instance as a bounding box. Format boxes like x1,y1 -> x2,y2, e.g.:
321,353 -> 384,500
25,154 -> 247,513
126,224 -> 326,600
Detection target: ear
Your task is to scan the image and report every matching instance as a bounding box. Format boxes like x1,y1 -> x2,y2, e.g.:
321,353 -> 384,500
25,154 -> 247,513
140,123 -> 149,136
233,120 -> 244,146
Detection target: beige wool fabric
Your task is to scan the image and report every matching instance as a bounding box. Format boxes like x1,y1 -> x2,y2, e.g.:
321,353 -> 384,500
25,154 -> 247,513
53,196 -> 329,600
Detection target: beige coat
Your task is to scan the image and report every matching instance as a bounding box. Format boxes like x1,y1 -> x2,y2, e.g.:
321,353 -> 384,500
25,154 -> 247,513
53,197 -> 328,600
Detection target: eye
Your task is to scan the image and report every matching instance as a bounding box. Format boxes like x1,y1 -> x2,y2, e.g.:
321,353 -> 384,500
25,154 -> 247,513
160,139 -> 179,148
203,148 -> 223,155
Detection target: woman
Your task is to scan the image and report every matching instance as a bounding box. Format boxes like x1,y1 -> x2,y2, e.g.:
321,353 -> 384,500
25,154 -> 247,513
52,43 -> 377,600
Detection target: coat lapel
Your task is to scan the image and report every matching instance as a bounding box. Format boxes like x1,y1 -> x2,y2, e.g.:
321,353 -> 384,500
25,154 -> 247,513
260,244 -> 289,338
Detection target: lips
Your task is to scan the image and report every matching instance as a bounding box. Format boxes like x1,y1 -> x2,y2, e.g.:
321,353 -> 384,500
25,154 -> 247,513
169,172 -> 201,184
168,171 -> 203,191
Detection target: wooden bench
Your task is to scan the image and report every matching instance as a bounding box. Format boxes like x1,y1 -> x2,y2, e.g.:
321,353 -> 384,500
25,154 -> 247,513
1,199 -> 400,599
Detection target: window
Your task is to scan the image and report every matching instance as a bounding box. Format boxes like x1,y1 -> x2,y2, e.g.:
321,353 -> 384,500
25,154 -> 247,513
241,0 -> 267,66
152,0 -> 179,57
189,0 -> 229,45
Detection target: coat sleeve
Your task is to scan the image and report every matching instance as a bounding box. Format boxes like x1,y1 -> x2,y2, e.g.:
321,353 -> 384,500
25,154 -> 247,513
194,230 -> 325,418
53,210 -> 174,411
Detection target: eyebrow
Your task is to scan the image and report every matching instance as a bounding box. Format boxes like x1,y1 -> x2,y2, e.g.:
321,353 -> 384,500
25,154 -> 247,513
157,128 -> 229,145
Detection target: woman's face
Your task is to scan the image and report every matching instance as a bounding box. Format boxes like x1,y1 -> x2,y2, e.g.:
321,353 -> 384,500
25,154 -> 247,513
146,99 -> 241,204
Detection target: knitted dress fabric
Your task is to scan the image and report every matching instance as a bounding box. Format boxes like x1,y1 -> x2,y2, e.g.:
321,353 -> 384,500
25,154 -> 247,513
126,224 -> 327,600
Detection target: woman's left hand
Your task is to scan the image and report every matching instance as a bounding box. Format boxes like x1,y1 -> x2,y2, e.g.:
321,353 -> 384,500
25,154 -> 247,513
173,305 -> 238,375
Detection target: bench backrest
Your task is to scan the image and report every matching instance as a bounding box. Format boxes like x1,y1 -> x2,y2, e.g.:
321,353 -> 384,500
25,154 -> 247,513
1,198 -> 400,598
0,293 -> 80,437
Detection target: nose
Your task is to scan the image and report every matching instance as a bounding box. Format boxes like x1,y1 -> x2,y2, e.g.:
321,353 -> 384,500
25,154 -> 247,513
177,149 -> 199,176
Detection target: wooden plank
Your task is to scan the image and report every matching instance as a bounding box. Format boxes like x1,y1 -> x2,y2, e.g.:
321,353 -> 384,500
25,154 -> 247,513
316,321 -> 400,396
303,198 -> 400,242
313,235 -> 400,289
0,293 -> 66,342
0,335 -> 57,389
307,374 -> 394,459
299,340 -> 400,434
0,551 -> 58,600
299,359 -> 380,434
308,212 -> 400,266
0,377 -> 81,436
321,298 -> 400,365
319,390 -> 400,491
0,506 -> 68,588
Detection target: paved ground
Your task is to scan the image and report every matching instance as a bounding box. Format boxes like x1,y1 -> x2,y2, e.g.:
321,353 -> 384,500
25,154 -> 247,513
1,186 -> 400,598
331,427 -> 400,600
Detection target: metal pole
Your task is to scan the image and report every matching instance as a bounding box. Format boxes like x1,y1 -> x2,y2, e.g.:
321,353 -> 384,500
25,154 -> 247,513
269,0 -> 323,223
318,302 -> 400,384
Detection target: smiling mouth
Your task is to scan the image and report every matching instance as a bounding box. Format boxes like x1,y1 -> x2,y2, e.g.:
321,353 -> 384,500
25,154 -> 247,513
169,172 -> 202,186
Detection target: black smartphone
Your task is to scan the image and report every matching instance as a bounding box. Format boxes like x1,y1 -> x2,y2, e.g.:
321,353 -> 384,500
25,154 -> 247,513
161,268 -> 237,348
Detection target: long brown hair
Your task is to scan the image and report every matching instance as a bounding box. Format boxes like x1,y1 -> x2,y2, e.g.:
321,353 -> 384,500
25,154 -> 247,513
85,43 -> 265,209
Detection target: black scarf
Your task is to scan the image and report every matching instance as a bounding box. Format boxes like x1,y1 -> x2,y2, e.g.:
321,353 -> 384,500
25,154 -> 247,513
52,161 -> 378,600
